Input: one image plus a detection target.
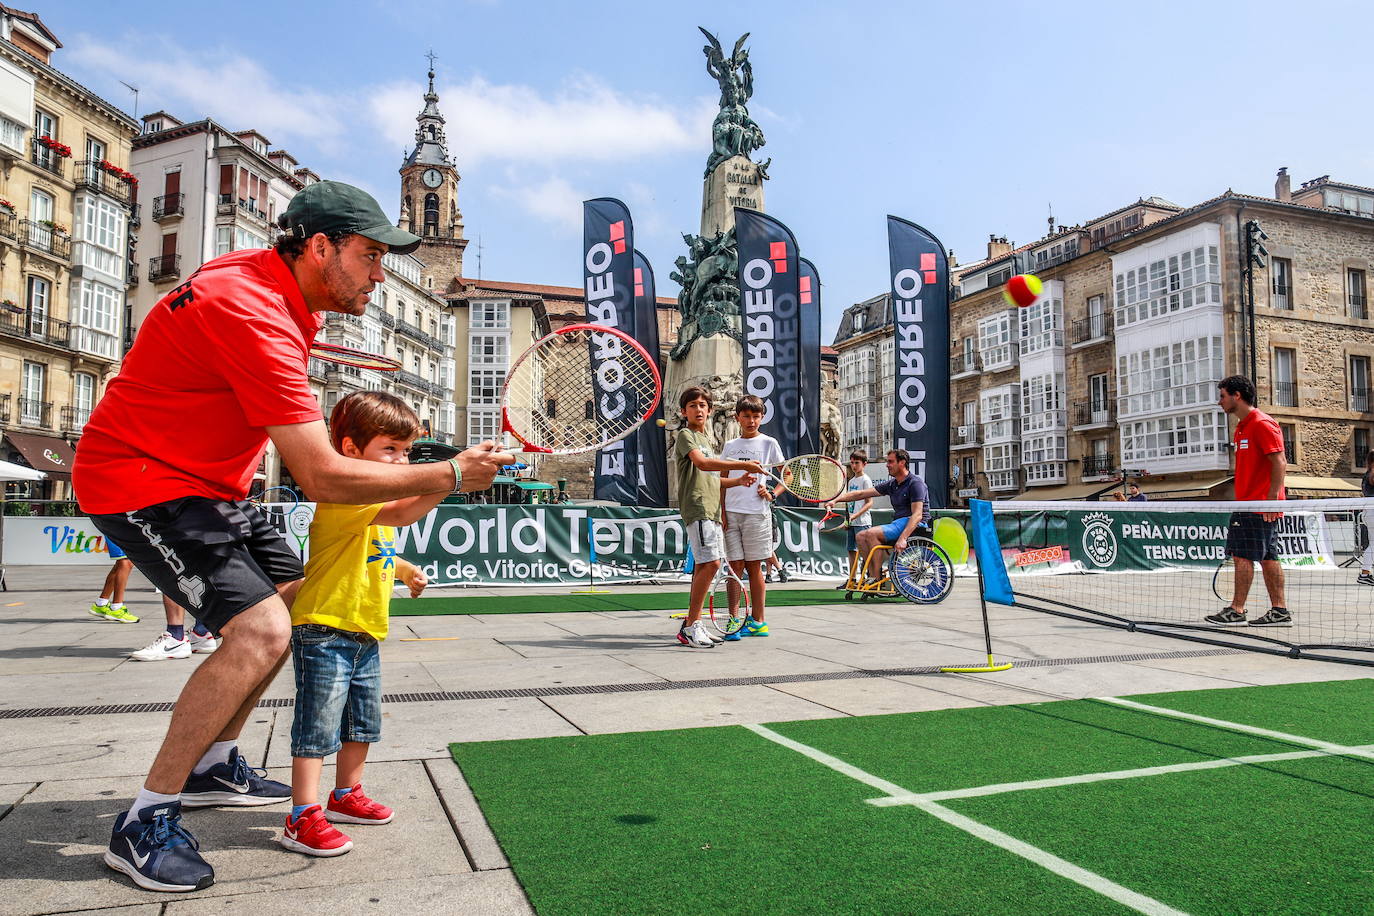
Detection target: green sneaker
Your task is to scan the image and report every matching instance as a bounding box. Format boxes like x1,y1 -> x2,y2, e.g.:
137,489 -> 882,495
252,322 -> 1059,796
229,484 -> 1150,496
741,619 -> 770,637
90,603 -> 140,623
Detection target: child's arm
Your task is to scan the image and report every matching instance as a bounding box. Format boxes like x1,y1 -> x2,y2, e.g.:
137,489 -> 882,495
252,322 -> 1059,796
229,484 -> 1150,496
690,449 -> 762,475
374,489 -> 449,527
850,496 -> 875,524
395,557 -> 428,598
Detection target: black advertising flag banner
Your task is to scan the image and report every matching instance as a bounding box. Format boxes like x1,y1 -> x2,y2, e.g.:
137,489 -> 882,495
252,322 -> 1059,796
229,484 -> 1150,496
632,249 -> 668,507
583,198 -> 637,505
734,208 -> 802,448
798,257 -> 822,457
886,216 -> 950,507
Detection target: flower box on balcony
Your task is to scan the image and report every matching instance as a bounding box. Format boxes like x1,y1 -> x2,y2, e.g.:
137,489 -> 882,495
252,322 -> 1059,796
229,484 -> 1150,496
36,136 -> 71,157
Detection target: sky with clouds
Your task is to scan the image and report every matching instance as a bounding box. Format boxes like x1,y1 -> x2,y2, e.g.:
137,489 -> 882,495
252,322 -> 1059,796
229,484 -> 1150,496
44,0 -> 1372,341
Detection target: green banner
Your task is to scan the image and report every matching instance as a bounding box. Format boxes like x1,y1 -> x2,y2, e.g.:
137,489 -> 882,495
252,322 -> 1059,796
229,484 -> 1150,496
993,508 -> 1335,575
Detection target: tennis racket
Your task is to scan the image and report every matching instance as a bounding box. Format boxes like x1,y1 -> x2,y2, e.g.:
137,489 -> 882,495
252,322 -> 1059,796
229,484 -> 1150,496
501,323 -> 661,455
756,454 -> 846,504
310,341 -> 402,371
818,506 -> 849,533
1211,557 -> 1234,604
705,530 -> 751,638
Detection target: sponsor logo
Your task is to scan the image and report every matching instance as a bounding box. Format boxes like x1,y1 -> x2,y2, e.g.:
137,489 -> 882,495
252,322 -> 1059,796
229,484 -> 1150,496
741,254 -> 799,428
1014,545 -> 1064,567
891,253 -> 939,477
1081,512 -> 1118,568
583,234 -> 631,425
41,448 -> 65,466
213,774 -> 250,793
127,838 -> 151,868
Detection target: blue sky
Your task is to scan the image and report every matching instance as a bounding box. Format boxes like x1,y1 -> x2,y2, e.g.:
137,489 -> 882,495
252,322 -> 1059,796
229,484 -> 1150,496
45,0 -> 1372,341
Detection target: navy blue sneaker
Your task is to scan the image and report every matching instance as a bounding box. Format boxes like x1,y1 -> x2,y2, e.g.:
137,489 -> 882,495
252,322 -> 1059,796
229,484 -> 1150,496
181,748 -> 290,808
104,800 -> 213,892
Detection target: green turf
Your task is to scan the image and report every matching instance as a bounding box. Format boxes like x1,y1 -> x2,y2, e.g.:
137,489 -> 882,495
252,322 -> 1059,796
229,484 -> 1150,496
450,680 -> 1374,915
389,587 -> 890,616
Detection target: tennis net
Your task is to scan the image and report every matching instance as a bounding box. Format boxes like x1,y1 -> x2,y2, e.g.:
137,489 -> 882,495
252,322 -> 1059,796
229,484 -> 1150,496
970,496 -> 1374,665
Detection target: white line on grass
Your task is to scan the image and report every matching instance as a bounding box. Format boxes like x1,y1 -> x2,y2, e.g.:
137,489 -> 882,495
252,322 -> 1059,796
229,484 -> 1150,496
744,723 -> 1191,916
870,744 -> 1374,805
1097,697 -> 1374,760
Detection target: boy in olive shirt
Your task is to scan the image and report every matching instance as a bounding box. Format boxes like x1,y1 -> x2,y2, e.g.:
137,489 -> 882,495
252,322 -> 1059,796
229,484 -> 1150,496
673,386 -> 763,648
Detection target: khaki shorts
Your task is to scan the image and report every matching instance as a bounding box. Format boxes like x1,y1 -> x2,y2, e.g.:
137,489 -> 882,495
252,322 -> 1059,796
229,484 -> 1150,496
724,511 -> 773,562
685,518 -> 725,564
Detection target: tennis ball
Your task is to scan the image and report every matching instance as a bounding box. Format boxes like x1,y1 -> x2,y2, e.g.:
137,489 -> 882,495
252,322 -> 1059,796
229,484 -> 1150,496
656,418 -> 666,428
1003,273 -> 1042,308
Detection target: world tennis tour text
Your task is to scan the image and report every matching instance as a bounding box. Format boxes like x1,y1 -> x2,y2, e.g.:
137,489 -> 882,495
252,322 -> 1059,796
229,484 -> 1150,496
741,256 -> 799,426
891,267 -> 929,477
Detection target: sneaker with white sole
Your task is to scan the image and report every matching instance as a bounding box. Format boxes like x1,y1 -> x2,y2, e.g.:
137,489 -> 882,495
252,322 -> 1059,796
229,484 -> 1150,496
1249,607 -> 1293,628
130,633 -> 192,662
280,805 -> 352,857
1204,607 -> 1247,626
676,621 -> 716,648
187,631 -> 220,654
1358,572 -> 1374,587
90,602 -> 141,623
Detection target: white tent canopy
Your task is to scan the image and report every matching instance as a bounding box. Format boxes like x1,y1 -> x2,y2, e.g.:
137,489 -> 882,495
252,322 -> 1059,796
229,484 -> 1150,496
0,459 -> 45,481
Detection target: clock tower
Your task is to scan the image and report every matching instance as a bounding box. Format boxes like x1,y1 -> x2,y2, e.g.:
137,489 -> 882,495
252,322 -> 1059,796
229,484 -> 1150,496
400,61 -> 467,291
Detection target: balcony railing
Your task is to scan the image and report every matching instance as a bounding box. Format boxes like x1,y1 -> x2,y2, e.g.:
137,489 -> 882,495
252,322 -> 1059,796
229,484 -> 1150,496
307,358 -> 329,381
61,405 -> 90,434
1272,285 -> 1292,310
950,354 -> 981,375
30,138 -> 64,177
0,392 -> 10,423
1082,454 -> 1115,478
17,397 -> 51,427
395,369 -> 430,392
74,161 -> 134,206
1071,313 -> 1112,344
1284,438 -> 1297,465
1074,402 -> 1116,426
126,261 -> 139,287
153,193 -> 184,221
0,308 -> 71,348
0,212 -> 15,241
1273,381 -> 1297,407
216,194 -> 270,223
396,320 -> 444,350
1351,387 -> 1371,413
951,424 -> 981,446
128,202 -> 141,230
1350,294 -> 1368,320
149,254 -> 181,282
19,220 -> 71,260
1032,246 -> 1079,271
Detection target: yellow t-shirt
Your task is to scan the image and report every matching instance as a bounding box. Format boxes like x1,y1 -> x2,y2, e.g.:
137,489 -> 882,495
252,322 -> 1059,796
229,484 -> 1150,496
291,503 -> 397,640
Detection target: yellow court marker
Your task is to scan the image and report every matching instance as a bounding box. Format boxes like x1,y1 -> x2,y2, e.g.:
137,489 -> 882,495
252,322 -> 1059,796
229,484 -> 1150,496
5,601 -> 22,607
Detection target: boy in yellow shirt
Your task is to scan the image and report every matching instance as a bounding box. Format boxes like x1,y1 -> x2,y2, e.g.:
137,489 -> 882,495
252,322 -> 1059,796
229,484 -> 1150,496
279,392 -> 447,856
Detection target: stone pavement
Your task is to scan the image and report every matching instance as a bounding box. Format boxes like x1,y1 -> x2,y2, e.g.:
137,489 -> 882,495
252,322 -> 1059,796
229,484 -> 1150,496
1,565 -> 1368,915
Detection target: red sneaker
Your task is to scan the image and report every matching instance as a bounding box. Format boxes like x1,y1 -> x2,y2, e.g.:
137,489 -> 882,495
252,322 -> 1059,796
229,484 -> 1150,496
325,785 -> 394,825
279,805 -> 353,857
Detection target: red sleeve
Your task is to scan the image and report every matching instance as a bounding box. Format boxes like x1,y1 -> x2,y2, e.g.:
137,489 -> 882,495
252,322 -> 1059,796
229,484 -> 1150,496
195,284 -> 321,428
1256,418 -> 1285,456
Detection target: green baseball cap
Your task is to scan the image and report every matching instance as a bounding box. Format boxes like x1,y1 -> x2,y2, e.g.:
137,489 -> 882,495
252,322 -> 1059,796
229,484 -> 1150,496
278,180 -> 422,255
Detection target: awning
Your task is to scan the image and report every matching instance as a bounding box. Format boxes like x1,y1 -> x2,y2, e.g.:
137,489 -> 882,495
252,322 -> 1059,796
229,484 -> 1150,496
0,458 -> 44,481
1286,475 -> 1363,494
514,480 -> 554,491
1134,475 -> 1233,500
1010,481 -> 1119,501
6,431 -> 76,479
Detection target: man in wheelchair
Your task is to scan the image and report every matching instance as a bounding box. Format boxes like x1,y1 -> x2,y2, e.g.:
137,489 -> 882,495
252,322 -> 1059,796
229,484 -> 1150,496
826,448 -> 929,584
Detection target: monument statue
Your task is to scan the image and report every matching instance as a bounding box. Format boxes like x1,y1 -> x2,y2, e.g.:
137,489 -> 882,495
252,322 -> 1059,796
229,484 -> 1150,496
700,29 -> 766,176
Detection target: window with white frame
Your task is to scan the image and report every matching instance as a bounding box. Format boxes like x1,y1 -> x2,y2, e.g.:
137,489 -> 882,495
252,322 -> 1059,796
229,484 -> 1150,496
468,369 -> 502,406
980,385 -> 1019,441
1270,258 -> 1293,310
73,372 -> 94,425
1023,460 -> 1066,484
1019,295 -> 1063,355
983,442 -> 1020,490
978,310 -> 1018,370
1273,348 -> 1297,407
468,409 -> 500,445
1350,356 -> 1371,412
0,116 -> 23,153
1021,372 -> 1065,432
1114,244 -> 1221,327
878,338 -> 894,382
1116,336 -> 1225,417
469,333 -> 508,366
20,361 -> 44,421
1120,410 -> 1228,463
1022,433 -> 1067,464
470,301 -> 510,330
73,279 -> 120,358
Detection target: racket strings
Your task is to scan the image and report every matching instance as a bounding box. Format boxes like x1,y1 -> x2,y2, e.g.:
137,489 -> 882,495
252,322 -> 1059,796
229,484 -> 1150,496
775,456 -> 846,502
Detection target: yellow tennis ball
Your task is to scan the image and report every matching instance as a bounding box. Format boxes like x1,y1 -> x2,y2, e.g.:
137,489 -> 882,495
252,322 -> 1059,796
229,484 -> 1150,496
656,418 -> 666,428
1003,273 -> 1043,308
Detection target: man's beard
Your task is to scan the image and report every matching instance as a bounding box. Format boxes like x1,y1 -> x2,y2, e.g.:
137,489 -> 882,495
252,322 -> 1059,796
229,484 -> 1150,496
323,254 -> 367,312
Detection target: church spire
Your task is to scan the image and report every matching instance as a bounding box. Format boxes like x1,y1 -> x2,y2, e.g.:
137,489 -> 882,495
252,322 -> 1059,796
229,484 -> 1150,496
405,52 -> 451,168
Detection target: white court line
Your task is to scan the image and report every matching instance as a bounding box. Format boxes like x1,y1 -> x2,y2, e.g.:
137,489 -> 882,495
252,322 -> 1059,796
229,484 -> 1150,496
1097,696 -> 1374,760
744,723 -> 1191,916
870,744 -> 1374,806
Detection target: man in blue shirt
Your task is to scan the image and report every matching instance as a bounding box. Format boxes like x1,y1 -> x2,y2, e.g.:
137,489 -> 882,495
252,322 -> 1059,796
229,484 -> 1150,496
827,449 -> 929,583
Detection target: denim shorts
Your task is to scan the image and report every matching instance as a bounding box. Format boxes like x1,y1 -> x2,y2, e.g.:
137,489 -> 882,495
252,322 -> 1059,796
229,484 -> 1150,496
290,624 -> 382,758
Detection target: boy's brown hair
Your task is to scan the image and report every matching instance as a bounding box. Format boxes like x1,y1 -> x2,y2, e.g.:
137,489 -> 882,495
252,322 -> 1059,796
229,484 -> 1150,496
849,449 -> 868,463
679,385 -> 712,410
329,391 -> 422,454
734,394 -> 765,415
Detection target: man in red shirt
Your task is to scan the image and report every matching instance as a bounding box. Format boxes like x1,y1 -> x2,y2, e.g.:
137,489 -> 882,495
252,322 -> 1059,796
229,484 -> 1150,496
1205,375 -> 1289,629
76,181 -> 511,893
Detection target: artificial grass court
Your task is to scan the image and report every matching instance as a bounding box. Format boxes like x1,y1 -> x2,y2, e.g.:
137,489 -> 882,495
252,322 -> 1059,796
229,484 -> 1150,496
389,587 -> 886,616
450,679 -> 1374,915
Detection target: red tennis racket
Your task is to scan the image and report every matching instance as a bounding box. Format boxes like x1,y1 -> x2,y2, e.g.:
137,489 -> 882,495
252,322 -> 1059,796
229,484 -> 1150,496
501,323 -> 661,455
818,506 -> 849,533
309,341 -> 401,371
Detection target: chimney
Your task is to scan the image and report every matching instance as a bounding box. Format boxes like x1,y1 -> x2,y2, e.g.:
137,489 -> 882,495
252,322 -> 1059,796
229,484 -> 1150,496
987,234 -> 1012,260
1275,167 -> 1291,202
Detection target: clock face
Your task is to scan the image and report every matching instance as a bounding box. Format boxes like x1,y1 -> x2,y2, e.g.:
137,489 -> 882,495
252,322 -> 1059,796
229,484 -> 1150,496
422,168 -> 443,188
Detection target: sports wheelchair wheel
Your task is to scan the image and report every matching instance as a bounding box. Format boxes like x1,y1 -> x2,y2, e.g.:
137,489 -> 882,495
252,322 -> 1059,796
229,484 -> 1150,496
891,537 -> 954,605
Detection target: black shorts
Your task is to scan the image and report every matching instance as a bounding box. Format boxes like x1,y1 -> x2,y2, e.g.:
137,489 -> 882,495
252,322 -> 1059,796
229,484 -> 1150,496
1225,512 -> 1279,563
88,497 -> 304,635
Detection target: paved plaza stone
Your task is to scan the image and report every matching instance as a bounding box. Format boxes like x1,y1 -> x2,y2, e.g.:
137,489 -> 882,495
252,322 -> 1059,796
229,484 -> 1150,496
1,564 -> 1367,913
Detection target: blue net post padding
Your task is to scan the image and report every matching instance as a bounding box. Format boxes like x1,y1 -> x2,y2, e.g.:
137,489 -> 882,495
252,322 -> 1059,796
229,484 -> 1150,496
970,499 -> 1015,606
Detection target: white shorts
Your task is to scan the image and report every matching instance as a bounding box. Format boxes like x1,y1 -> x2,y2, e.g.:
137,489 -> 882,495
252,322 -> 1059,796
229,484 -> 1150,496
724,511 -> 773,562
686,519 -> 725,565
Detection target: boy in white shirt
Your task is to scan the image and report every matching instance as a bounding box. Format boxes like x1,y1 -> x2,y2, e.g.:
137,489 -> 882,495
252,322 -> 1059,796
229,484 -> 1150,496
720,395 -> 785,638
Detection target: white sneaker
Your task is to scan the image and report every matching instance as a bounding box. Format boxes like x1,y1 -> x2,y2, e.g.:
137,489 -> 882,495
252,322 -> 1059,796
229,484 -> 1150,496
701,624 -> 724,644
188,631 -> 221,654
676,621 -> 716,649
130,632 -> 192,661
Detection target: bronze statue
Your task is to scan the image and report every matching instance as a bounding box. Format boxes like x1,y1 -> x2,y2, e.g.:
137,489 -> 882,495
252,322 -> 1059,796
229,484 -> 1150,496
700,28 -> 766,176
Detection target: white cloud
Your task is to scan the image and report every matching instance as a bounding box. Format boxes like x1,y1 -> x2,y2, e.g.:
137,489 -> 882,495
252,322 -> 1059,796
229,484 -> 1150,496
488,173 -> 587,233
